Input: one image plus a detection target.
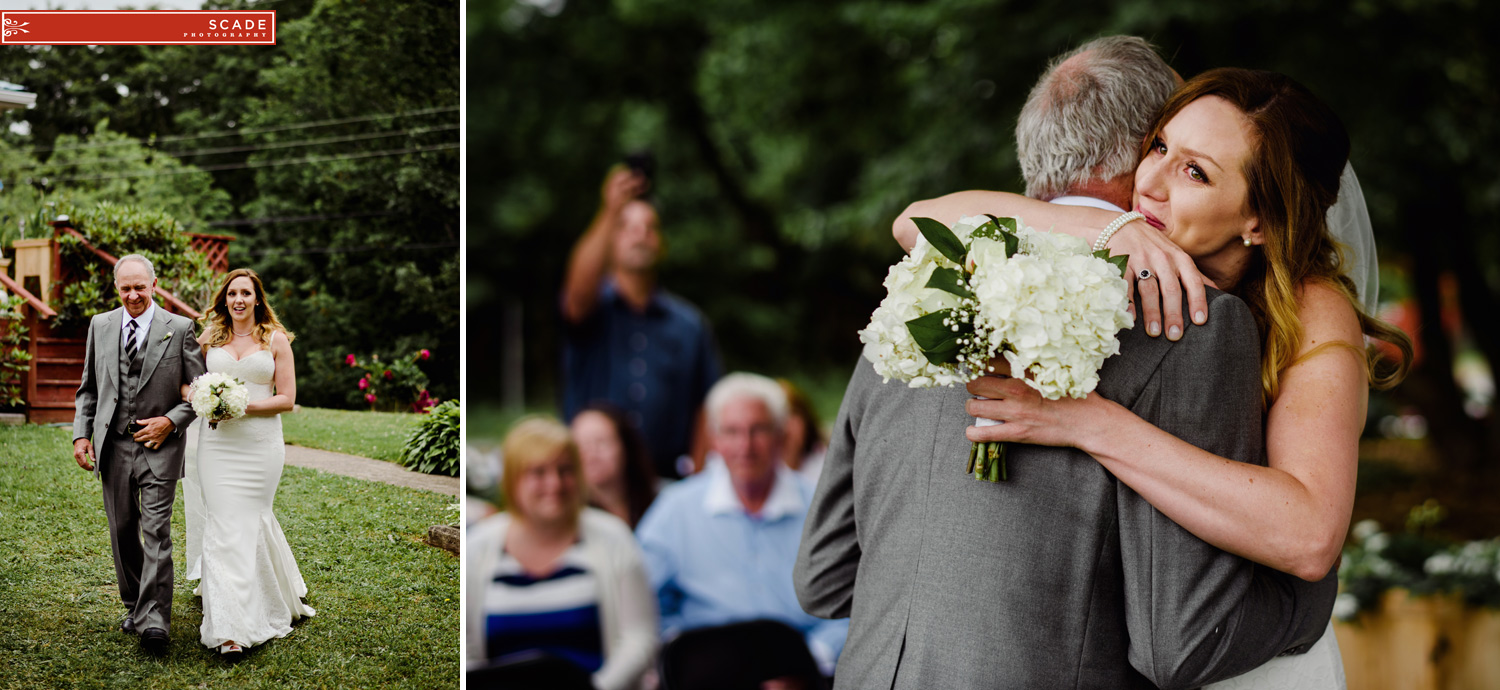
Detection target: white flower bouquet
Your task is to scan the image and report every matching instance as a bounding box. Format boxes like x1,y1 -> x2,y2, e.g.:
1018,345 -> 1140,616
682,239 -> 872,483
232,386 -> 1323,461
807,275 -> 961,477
189,372 -> 250,430
859,215 -> 1134,481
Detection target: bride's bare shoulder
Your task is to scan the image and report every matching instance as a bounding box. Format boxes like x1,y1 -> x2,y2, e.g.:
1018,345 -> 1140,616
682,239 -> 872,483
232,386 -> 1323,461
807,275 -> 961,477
1295,279 -> 1363,352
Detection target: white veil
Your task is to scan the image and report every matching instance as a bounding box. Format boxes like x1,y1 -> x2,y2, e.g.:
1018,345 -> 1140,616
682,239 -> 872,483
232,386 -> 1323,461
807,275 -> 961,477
1326,163 -> 1379,314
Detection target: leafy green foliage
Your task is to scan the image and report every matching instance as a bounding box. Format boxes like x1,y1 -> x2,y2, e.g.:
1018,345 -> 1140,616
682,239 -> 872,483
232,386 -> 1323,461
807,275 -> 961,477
52,202 -> 217,330
399,399 -> 459,477
0,295 -> 31,409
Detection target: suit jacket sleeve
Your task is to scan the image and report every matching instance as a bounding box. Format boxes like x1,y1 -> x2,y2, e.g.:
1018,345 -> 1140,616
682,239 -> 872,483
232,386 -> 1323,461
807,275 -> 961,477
1116,292 -> 1338,689
72,316 -> 100,443
164,319 -> 205,436
793,360 -> 871,620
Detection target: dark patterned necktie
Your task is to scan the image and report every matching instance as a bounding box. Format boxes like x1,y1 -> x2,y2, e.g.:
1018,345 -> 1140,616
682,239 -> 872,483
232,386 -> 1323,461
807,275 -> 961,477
125,320 -> 139,363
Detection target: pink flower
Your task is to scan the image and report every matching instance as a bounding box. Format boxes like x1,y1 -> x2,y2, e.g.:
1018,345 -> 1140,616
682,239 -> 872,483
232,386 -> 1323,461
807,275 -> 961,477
365,393 -> 377,404
345,354 -> 357,366
383,370 -> 393,380
419,349 -> 431,360
358,378 -> 369,390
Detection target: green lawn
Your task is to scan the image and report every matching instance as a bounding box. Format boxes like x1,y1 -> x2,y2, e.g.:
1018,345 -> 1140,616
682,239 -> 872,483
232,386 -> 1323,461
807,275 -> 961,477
0,425 -> 458,690
280,407 -> 425,462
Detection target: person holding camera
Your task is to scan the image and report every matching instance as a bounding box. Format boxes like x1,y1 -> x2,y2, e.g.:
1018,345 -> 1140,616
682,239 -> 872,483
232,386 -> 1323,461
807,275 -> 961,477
560,158 -> 722,480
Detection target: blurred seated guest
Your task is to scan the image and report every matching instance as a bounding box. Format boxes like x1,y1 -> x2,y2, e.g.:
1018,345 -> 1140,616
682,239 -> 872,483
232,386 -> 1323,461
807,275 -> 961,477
777,379 -> 827,486
466,416 -> 658,690
636,373 -> 849,678
571,402 -> 659,529
560,160 -> 722,479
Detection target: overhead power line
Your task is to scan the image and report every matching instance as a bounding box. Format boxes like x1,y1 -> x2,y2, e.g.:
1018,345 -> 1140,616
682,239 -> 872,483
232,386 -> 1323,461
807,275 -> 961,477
243,241 -> 458,256
205,211 -> 400,227
17,142 -> 458,185
29,105 -> 460,154
21,124 -> 459,170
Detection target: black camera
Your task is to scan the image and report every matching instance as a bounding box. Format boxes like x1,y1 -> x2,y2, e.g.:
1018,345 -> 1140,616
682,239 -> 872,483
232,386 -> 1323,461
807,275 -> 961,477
623,150 -> 655,189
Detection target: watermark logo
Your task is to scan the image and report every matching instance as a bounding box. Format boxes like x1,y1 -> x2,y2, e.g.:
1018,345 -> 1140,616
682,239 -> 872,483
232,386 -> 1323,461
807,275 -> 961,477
0,10 -> 275,46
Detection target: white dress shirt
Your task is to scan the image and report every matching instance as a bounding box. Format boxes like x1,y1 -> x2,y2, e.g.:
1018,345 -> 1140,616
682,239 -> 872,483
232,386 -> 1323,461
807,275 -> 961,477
120,299 -> 157,354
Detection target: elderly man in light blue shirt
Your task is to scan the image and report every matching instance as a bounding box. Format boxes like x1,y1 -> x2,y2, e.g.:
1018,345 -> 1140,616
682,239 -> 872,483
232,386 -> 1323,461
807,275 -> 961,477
636,372 -> 849,675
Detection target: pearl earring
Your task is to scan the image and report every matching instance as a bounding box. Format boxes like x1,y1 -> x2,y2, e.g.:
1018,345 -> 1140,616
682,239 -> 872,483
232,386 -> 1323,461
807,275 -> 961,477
1243,236 -> 1252,247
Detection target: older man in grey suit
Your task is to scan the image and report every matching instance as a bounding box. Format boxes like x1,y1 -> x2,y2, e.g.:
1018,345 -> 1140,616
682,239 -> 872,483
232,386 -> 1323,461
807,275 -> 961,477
73,254 -> 205,654
795,37 -> 1337,688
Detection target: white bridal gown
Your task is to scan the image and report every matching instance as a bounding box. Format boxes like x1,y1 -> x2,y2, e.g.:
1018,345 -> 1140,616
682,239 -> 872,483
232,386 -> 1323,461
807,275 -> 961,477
184,346 -> 315,649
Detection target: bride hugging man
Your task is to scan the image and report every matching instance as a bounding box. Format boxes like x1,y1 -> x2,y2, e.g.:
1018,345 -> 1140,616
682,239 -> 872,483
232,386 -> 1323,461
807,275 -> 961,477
796,36 -> 1410,689
74,258 -> 314,658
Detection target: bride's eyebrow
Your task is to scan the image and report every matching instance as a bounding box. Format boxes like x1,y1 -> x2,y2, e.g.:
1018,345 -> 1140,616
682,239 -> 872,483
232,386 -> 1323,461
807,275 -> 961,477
1177,145 -> 1223,172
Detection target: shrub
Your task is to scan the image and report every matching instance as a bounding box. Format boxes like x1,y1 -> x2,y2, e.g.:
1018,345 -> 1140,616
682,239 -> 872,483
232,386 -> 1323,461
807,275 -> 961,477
343,348 -> 436,412
0,295 -> 31,409
53,202 -> 218,329
400,399 -> 459,476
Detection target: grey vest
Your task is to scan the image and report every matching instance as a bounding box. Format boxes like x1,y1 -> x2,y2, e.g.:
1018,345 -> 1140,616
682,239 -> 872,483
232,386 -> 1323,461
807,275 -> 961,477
110,325 -> 146,435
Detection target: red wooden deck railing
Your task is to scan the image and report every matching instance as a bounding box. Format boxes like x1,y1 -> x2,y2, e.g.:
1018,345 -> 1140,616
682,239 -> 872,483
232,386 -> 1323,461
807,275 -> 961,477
55,225 -> 202,319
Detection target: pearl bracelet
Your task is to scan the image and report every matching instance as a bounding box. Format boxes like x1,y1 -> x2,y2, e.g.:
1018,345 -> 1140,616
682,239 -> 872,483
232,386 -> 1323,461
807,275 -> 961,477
1093,211 -> 1144,252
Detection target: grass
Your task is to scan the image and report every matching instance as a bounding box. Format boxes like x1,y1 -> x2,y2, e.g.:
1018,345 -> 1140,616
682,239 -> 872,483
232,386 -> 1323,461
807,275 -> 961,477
0,425 -> 458,690
280,407 -> 425,462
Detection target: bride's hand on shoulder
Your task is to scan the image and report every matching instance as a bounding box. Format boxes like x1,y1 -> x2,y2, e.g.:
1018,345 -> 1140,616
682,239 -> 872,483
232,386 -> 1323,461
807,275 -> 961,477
1108,219 -> 1218,342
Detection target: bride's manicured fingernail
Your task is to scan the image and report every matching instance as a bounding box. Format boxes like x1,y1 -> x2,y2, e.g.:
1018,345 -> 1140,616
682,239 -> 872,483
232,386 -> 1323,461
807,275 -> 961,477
1193,311 -> 1205,325
1168,325 -> 1181,340
1148,321 -> 1161,336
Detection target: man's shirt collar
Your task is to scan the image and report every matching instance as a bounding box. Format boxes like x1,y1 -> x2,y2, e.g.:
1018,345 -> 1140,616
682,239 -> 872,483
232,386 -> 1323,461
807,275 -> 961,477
1050,195 -> 1126,213
703,461 -> 804,521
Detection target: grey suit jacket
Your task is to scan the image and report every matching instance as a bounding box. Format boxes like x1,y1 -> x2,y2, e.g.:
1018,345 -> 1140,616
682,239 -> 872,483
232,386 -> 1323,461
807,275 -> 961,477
795,290 -> 1337,689
73,304 -> 206,481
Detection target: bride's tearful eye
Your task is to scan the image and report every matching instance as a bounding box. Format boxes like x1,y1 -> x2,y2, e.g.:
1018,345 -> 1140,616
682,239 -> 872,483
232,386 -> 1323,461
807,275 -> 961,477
1151,137 -> 1167,155
1187,164 -> 1210,184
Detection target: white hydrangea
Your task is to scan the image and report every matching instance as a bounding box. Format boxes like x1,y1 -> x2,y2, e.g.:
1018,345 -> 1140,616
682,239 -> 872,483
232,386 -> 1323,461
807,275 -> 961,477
861,216 -> 1133,398
189,372 -> 250,428
858,216 -> 989,388
970,226 -> 1133,400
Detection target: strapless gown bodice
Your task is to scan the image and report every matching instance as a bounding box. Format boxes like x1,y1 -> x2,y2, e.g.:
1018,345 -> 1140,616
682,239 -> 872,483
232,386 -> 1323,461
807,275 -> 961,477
206,346 -> 276,400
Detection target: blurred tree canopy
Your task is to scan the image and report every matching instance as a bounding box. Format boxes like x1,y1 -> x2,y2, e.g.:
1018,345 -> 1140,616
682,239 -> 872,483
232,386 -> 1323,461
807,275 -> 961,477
470,0 -> 1499,468
0,0 -> 459,409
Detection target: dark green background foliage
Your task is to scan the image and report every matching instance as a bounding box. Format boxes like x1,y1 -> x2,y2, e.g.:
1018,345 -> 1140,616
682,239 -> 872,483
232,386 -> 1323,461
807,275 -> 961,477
0,0 -> 459,410
468,0 -> 1500,468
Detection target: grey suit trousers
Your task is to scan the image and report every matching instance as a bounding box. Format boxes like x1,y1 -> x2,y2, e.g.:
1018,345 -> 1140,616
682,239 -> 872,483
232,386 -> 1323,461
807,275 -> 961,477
101,431 -> 177,634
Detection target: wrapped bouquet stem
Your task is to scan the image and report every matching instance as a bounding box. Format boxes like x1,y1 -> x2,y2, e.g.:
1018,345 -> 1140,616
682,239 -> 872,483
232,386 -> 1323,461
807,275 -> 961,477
859,215 -> 1134,482
189,372 -> 250,429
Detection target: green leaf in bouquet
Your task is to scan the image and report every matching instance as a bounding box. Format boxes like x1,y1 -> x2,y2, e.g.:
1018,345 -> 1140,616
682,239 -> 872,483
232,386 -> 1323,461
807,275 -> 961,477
906,309 -> 967,365
912,217 -> 967,266
924,266 -> 975,300
985,214 -> 1019,234
1108,254 -> 1129,277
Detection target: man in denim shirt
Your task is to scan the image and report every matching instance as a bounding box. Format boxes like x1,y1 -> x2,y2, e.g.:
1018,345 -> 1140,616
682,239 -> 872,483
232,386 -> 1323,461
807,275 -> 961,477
561,165 -> 721,478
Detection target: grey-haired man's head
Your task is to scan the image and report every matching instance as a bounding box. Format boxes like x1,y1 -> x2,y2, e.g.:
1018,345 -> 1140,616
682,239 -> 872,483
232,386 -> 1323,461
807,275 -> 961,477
1015,36 -> 1179,210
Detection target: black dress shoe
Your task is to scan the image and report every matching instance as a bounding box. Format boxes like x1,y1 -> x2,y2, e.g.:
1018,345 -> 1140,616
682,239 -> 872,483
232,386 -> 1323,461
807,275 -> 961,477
121,616 -> 137,635
140,628 -> 169,655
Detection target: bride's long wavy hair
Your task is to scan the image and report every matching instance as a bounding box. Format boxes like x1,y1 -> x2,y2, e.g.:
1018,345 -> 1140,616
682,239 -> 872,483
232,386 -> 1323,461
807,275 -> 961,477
199,268 -> 295,351
1142,68 -> 1412,403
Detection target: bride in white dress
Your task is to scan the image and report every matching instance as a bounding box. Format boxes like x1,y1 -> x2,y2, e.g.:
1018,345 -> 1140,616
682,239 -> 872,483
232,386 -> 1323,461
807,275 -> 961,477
183,268 -> 315,656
